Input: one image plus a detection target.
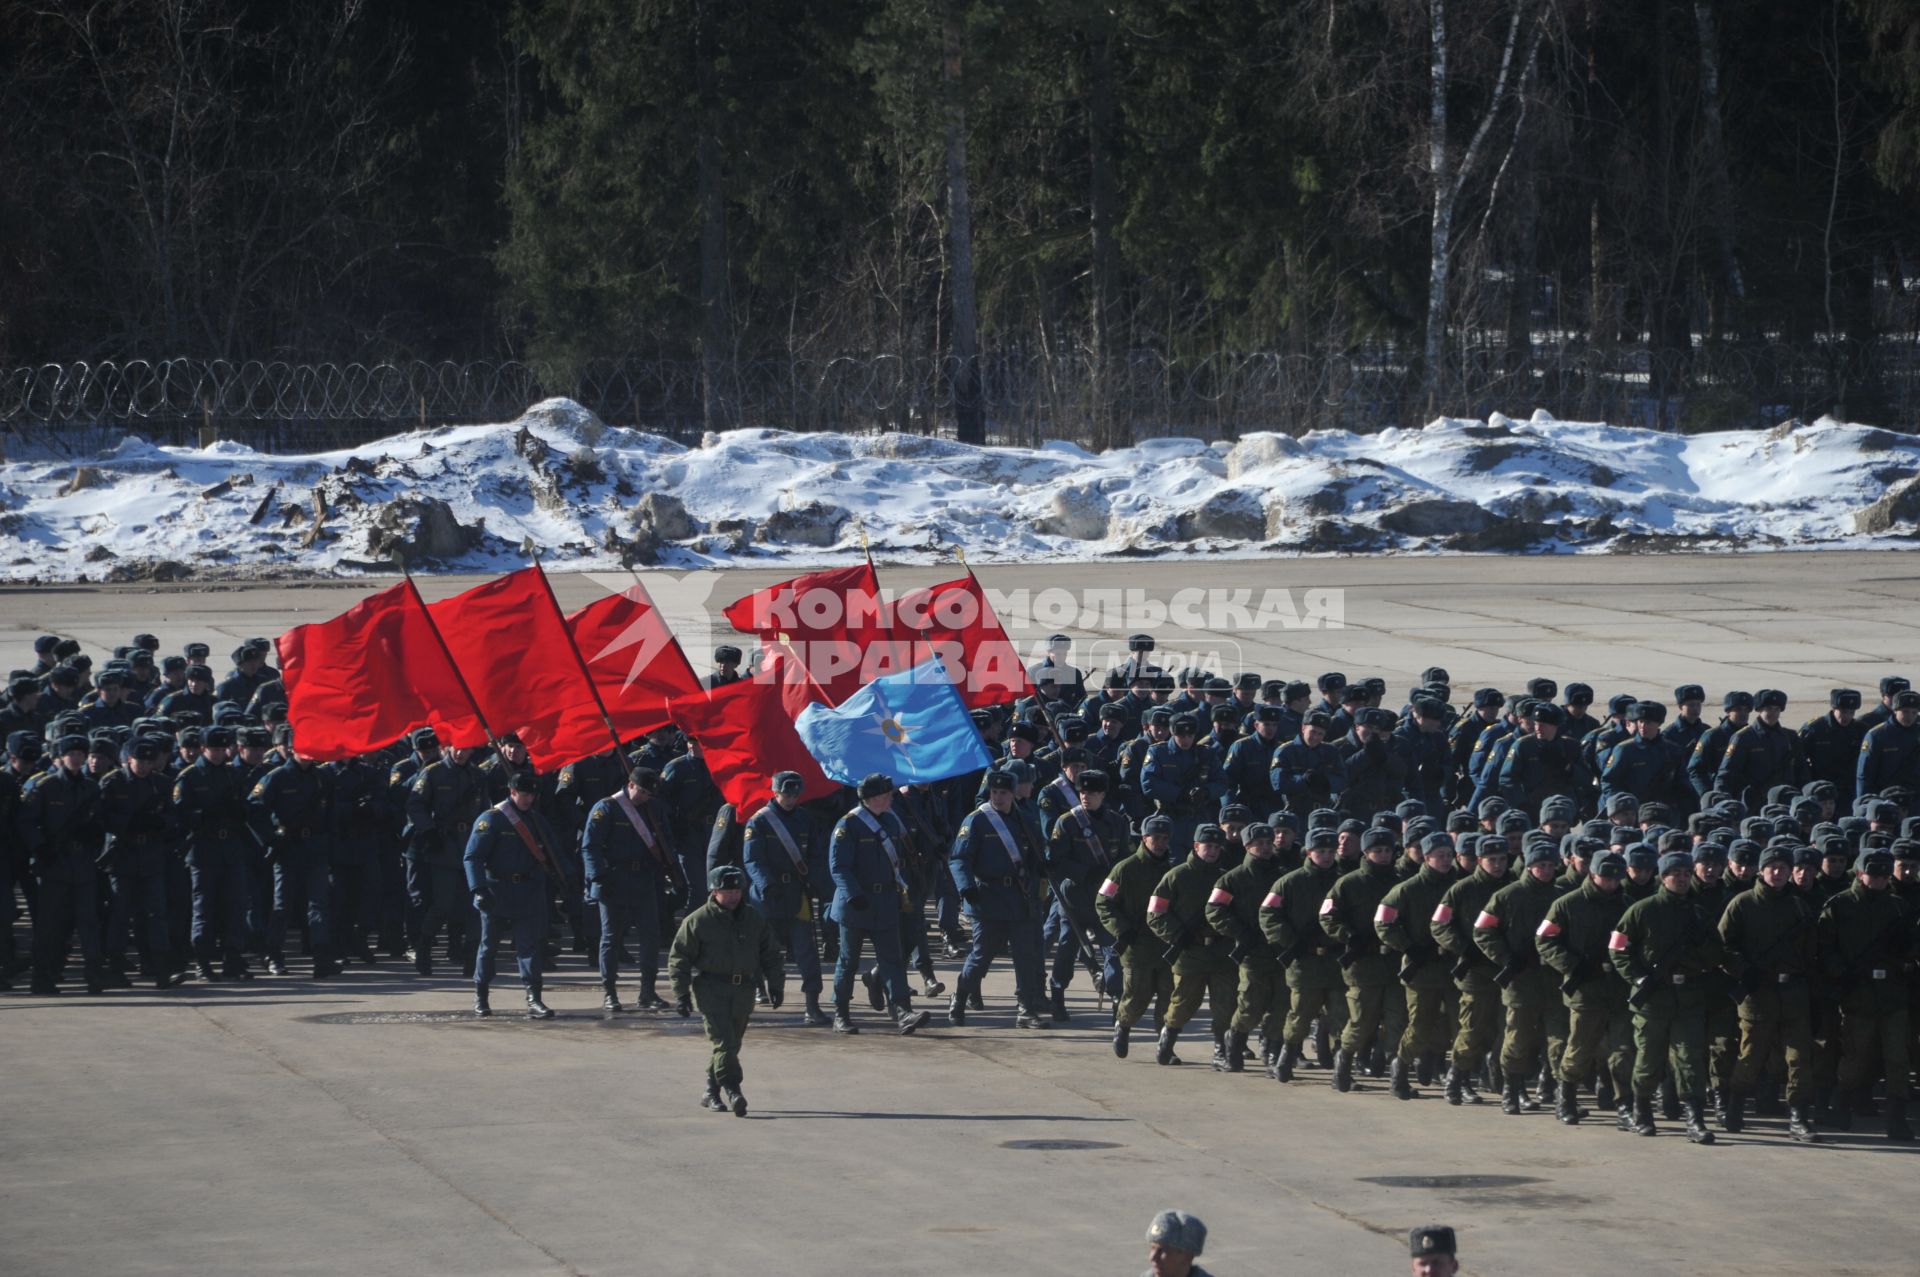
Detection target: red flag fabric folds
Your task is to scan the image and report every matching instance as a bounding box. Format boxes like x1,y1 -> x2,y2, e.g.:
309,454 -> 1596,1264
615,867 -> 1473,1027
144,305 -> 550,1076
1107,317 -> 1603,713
277,580 -> 476,760
668,658 -> 838,822
567,582 -> 702,741
891,573 -> 1033,709
721,563 -> 907,705
426,567 -> 610,770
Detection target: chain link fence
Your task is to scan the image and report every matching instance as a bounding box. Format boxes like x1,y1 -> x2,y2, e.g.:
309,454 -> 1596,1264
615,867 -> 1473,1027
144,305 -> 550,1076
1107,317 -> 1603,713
2,342 -> 1913,453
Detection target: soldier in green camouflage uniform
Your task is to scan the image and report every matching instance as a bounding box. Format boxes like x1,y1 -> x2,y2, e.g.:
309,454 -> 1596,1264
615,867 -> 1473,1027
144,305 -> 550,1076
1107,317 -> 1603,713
1475,836 -> 1572,1114
1433,833 -> 1511,1104
1538,849 -> 1633,1128
669,864 -> 786,1117
1096,814 -> 1178,1059
1259,828 -> 1348,1081
1318,828 -> 1403,1092
1205,821 -> 1287,1074
1718,840 -> 1819,1141
1816,848 -> 1915,1141
1376,832 -> 1460,1100
1147,823 -> 1239,1068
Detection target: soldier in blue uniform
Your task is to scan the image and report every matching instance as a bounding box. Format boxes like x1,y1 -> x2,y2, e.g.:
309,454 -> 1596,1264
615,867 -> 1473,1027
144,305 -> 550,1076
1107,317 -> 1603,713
1688,690 -> 1753,798
216,642 -> 274,709
325,752 -> 389,965
1341,708 -> 1411,819
247,741 -> 340,978
706,644 -> 744,690
1142,713 -> 1224,848
661,740 -> 722,903
173,725 -> 257,981
1271,711 -> 1348,815
98,737 -> 176,986
405,742 -> 488,977
1716,690 -> 1807,811
1600,701 -> 1688,809
1799,688 -> 1867,810
827,773 -> 931,1035
581,767 -> 674,1011
1858,675 -> 1911,732
742,771 -> 831,1025
1045,768 -> 1129,1015
1499,704 -> 1593,814
1224,705 -> 1287,816
1857,689 -> 1920,797
20,734 -> 104,994
949,769 -> 1051,1029
157,663 -> 216,724
465,771 -> 561,1018
1119,707 -> 1173,825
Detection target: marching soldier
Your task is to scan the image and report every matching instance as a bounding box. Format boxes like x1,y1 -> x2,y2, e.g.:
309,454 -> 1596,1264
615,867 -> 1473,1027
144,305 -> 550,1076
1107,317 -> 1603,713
670,863 -> 785,1116
464,771 -> 560,1019
1475,836 -> 1572,1114
581,767 -> 674,1011
1718,840 -> 1820,1141
827,773 -> 930,1035
20,734 -> 104,994
1142,713 -> 1224,849
740,771 -> 831,1025
1044,768 -> 1129,1017
1688,691 -> 1753,799
1206,821 -> 1287,1074
98,737 -> 177,987
405,742 -> 488,978
1376,832 -> 1460,1100
246,741 -> 339,978
949,770 -> 1050,1030
1856,689 -> 1920,797
1319,828 -> 1403,1092
1434,833 -> 1511,1103
1538,848 -> 1633,1127
1098,813 -> 1179,1058
1146,823 -> 1238,1068
1816,846 -> 1914,1141
173,726 -> 256,982
1259,827 -> 1348,1080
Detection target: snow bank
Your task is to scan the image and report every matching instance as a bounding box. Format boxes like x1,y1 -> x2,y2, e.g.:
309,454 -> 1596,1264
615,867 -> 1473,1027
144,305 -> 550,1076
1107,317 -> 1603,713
1,400 -> 1913,581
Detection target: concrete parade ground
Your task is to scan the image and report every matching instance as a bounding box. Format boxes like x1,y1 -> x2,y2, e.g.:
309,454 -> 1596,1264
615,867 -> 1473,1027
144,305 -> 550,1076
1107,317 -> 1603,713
3,552 -> 1918,1276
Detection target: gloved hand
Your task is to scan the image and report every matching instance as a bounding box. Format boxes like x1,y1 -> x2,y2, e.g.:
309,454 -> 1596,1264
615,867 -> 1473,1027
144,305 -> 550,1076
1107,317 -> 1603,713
675,995 -> 692,1018
1229,941 -> 1251,963
849,894 -> 870,912
767,989 -> 784,1010
472,890 -> 495,914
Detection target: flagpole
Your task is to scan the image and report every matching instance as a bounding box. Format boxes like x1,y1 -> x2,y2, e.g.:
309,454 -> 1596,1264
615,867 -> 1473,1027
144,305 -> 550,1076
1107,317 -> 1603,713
395,557 -> 569,894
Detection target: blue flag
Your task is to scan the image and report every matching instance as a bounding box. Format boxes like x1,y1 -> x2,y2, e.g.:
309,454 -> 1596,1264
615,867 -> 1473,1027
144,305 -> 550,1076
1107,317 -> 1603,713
794,658 -> 993,787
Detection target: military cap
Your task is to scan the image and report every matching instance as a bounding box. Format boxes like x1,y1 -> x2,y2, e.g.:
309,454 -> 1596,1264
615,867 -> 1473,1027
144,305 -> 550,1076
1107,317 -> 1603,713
766,769 -> 803,795
1361,827 -> 1396,851
1446,810 -> 1477,833
1147,1210 -> 1206,1256
502,770 -> 538,795
54,732 -> 88,754
1903,816 -> 1920,841
1341,683 -> 1369,705
1454,830 -> 1481,855
1755,689 -> 1788,711
1723,690 -> 1755,711
999,759 -> 1033,786
1408,1225 -> 1455,1259
160,654 -> 187,673
1405,817 -> 1438,846
1357,676 -> 1383,696
1079,770 -> 1109,794
1803,779 -> 1838,802
1882,676 -> 1912,697
1472,687 -> 1505,709
6,730 -> 41,758
1605,793 -> 1641,819
1267,810 -> 1300,833
131,632 -> 159,652
1147,707 -> 1174,727
1219,803 -> 1253,825
1523,838 -> 1560,867
631,766 -> 662,790
1896,690 -> 1920,711
228,643 -> 254,665
1602,692 -> 1632,718
1532,702 -> 1566,726
1727,838 -> 1761,866
1857,848 -> 1895,874
33,634 -> 59,654
1792,844 -> 1822,868
1478,835 -> 1510,858
1241,821 -> 1274,844
1418,665 -> 1450,686
1421,832 -> 1455,855
184,663 -> 213,683
1750,838 -> 1792,868
1209,704 -> 1239,724
1476,796 -> 1509,819
1884,785 -> 1916,809
1058,746 -> 1090,767
175,726 -> 204,748
203,726 -> 235,748
1412,696 -> 1447,721
984,770 -> 1016,793
128,738 -> 163,763
1254,704 -> 1286,724
1362,707 -> 1396,730
181,642 -> 209,661
1141,814 -> 1174,835
96,669 -> 129,690
1388,799 -> 1424,822
1302,711 -> 1332,729
1622,844 -> 1656,872
1194,823 -> 1226,845
241,727 -> 272,749
7,676 -> 37,701
53,638 -> 82,661
1871,800 -> 1902,825
1178,668 -> 1205,689
1097,702 -> 1126,722
970,708 -> 996,729
1820,833 -> 1855,860
1203,676 -> 1232,694
1665,684 -> 1701,706
1788,797 -> 1821,823
1826,687 -> 1862,711
1653,850 -> 1691,876
1042,633 -> 1071,648
1564,681 -> 1594,706
1305,827 -> 1337,851
1496,810 -> 1532,836
1893,839 -> 1920,862
1317,671 -> 1347,693
1592,851 -> 1627,878
1865,831 -> 1894,850
856,772 -> 894,799
1061,719 -> 1090,743
1526,677 -> 1558,700
1007,722 -> 1041,745
1372,812 -> 1403,835
409,727 -> 440,750
47,666 -> 80,688
1692,839 -> 1727,866
1635,700 -> 1669,723
708,864 -> 746,892
1539,795 -> 1577,822
1284,680 -> 1312,701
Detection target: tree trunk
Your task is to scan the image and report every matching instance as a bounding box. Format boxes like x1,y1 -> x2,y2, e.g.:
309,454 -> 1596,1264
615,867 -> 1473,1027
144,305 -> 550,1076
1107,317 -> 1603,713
695,0 -> 729,432
1086,15 -> 1120,451
1691,0 -> 1745,338
941,0 -> 984,445
1424,0 -> 1452,413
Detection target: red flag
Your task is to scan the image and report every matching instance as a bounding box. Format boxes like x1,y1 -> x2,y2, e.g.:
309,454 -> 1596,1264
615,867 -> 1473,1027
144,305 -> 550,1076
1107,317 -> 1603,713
276,581 -> 477,760
668,663 -> 838,822
566,581 -> 703,740
721,563 -> 907,705
892,573 -> 1033,709
426,567 -> 611,771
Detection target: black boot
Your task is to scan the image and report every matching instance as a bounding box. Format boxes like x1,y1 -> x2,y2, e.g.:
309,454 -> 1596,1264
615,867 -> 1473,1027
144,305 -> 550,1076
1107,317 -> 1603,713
526,986 -> 554,1020
1156,1026 -> 1182,1066
1501,1078 -> 1523,1115
1556,1081 -> 1581,1125
1390,1055 -> 1417,1101
802,993 -> 831,1026
1313,1021 -> 1332,1069
1721,1089 -> 1745,1134
894,1003 -> 930,1035
1888,1098 -> 1915,1142
969,986 -> 984,1010
700,1081 -> 725,1111
1530,1074 -> 1555,1111
83,967 -> 105,995
473,985 -> 491,1018
1683,1098 -> 1716,1145
1633,1095 -> 1657,1136
919,972 -> 946,998
602,982 -> 624,1013
1594,1072 -> 1615,1113
947,986 -> 967,1026
636,977 -> 668,1012
1787,1105 -> 1819,1143
721,1084 -> 748,1118
1416,1051 -> 1436,1086
1113,1021 -> 1131,1058
1049,986 -> 1070,1023
265,953 -> 289,977
1223,1031 -> 1247,1074
196,960 -> 218,983
862,967 -> 885,1012
1659,1077 -> 1681,1121
1444,1068 -> 1466,1106
1276,1042 -> 1299,1083
832,1003 -> 859,1034
1331,1047 -> 1354,1092
1615,1101 -> 1636,1133
1820,1088 -> 1853,1132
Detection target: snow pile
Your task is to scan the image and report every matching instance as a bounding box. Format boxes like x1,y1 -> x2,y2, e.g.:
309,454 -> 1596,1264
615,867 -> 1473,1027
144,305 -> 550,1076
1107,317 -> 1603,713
1,400 -> 1915,582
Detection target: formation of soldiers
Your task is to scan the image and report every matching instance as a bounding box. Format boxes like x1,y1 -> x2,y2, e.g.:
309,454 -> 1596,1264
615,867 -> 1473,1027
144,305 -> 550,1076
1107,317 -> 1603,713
5,629 -> 1916,1143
